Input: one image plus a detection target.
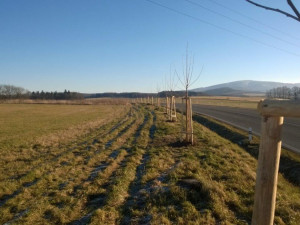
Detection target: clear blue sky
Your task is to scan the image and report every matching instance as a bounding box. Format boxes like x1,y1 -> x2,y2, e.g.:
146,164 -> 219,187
1,0 -> 299,93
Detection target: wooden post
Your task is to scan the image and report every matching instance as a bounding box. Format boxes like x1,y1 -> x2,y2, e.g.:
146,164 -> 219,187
186,97 -> 193,144
251,99 -> 300,225
173,96 -> 177,121
151,97 -> 154,105
257,99 -> 300,117
166,97 -> 169,115
157,97 -> 160,107
169,96 -> 172,121
170,96 -> 177,121
251,116 -> 284,225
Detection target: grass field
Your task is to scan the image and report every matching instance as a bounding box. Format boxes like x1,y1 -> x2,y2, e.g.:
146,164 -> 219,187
0,103 -> 299,224
159,96 -> 262,109
0,104 -> 128,149
191,96 -> 262,109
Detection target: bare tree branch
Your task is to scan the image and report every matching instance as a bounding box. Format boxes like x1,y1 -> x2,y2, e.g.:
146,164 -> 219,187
245,0 -> 300,22
190,66 -> 203,87
287,0 -> 300,19
175,69 -> 185,87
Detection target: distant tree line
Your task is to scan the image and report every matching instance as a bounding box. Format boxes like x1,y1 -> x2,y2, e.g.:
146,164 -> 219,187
85,91 -> 204,99
31,90 -> 83,100
1,84 -> 205,100
158,91 -> 204,97
84,92 -> 157,99
266,86 -> 300,99
0,85 -> 30,99
0,85 -> 83,100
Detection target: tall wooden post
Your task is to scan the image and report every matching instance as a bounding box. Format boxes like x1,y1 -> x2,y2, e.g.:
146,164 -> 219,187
170,96 -> 173,118
157,97 -> 160,107
172,97 -> 174,120
186,97 -> 193,144
166,97 -> 169,115
151,97 -> 154,105
170,96 -> 177,121
169,96 -> 172,121
186,97 -> 194,144
251,116 -> 284,225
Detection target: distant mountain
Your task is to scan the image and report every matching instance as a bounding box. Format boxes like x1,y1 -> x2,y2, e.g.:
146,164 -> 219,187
192,80 -> 300,94
203,87 -> 248,96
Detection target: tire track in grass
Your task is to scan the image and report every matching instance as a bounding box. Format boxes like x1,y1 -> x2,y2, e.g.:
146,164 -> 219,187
120,109 -> 187,224
0,108 -> 141,224
104,118 -> 137,149
45,114 -> 142,224
1,107 -> 135,183
0,114 -> 132,209
89,111 -> 152,225
0,108 -> 133,183
78,116 -> 143,185
120,111 -> 156,224
5,107 -> 144,224
69,109 -> 151,225
0,109 -> 132,190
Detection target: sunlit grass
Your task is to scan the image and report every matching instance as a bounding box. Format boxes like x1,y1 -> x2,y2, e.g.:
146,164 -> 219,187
0,104 -> 299,224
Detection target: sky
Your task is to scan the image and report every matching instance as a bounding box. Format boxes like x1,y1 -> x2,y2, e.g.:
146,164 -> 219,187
0,0 -> 300,93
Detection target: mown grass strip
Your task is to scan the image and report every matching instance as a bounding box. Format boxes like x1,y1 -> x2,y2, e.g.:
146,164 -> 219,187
89,109 -> 154,224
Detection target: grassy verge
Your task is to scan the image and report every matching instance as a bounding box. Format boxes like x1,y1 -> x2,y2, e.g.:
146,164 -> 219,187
118,107 -> 300,225
193,113 -> 300,186
0,104 -> 299,224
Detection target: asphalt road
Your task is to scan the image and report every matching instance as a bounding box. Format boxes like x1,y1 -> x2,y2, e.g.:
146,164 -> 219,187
176,104 -> 300,154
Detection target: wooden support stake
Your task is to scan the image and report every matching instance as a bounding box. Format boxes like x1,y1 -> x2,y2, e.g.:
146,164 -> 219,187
186,97 -> 193,144
170,96 -> 177,121
169,97 -> 172,119
169,96 -> 173,121
157,97 -> 160,107
251,116 -> 284,225
258,99 -> 300,117
166,97 -> 169,115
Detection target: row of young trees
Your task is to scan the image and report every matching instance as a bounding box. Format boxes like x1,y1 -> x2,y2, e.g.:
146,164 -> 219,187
156,45 -> 202,144
266,86 -> 300,99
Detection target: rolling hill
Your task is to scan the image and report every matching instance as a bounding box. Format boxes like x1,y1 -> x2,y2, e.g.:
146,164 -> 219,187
192,80 -> 300,95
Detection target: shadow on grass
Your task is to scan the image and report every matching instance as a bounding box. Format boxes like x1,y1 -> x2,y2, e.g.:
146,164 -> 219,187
168,140 -> 193,148
177,178 -> 211,212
